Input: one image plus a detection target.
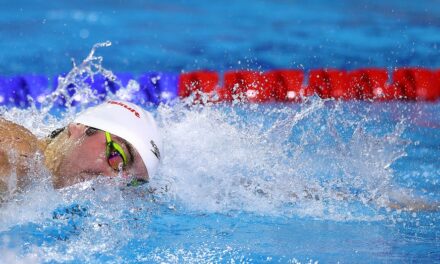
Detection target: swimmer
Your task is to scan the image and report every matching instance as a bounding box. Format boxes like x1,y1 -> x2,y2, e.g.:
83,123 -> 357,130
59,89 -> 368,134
0,100 -> 162,200
0,99 -> 436,213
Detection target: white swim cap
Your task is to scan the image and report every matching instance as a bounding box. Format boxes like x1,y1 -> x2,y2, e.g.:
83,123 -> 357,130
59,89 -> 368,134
74,100 -> 162,179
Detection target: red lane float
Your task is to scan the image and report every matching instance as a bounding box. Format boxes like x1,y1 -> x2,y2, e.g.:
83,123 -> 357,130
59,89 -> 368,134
178,71 -> 219,100
221,70 -> 310,102
265,70 -> 310,102
392,68 -> 440,101
178,68 -> 440,102
308,69 -> 348,99
223,71 -> 266,102
308,68 -> 392,100
347,68 -> 389,100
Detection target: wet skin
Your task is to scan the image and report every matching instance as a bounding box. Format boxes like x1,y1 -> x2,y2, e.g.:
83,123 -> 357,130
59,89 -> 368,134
0,118 -> 44,195
0,118 -> 148,196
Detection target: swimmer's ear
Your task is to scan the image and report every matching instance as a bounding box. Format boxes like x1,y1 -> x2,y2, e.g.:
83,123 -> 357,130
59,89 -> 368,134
67,123 -> 87,139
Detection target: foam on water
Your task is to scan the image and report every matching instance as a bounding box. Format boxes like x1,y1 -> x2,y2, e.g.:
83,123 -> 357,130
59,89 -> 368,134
154,100 -> 415,219
0,43 -> 437,262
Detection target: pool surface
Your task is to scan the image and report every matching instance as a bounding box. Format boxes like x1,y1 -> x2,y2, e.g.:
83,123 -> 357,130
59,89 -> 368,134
0,0 -> 439,263
0,95 -> 439,263
1,0 -> 440,75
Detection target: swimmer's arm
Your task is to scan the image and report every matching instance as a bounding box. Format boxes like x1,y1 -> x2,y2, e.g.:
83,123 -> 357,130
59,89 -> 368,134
0,149 -> 12,200
288,187 -> 440,212
0,118 -> 42,193
383,189 -> 440,212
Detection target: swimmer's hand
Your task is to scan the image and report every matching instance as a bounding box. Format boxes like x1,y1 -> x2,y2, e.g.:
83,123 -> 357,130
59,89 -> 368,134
380,188 -> 440,212
386,201 -> 440,212
287,187 -> 440,212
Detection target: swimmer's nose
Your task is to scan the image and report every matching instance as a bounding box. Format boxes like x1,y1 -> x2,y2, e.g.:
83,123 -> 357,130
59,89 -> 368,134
67,123 -> 87,138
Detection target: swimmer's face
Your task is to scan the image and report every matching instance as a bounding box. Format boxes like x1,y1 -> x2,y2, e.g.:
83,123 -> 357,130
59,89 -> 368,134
52,123 -> 148,188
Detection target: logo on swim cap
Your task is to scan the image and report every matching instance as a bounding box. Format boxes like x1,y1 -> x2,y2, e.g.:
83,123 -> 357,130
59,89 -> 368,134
107,100 -> 140,118
150,140 -> 161,160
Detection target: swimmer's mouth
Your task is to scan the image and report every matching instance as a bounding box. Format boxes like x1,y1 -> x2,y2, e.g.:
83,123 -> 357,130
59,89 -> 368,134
126,178 -> 148,187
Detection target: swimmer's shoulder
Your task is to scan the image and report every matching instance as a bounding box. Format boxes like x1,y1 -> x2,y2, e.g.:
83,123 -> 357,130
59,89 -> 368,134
0,117 -> 42,152
0,117 -> 44,193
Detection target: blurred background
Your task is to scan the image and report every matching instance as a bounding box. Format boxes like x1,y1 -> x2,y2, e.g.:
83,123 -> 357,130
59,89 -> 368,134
0,0 -> 439,76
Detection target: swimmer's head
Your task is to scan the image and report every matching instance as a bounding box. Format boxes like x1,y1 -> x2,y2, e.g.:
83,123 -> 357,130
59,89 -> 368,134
74,100 -> 162,178
45,100 -> 162,188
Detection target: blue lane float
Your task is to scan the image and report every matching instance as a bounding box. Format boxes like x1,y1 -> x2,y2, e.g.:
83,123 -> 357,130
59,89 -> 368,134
0,75 -> 52,107
84,75 -> 107,97
138,72 -> 179,105
0,77 -> 30,107
111,73 -> 134,93
52,73 -> 139,107
23,75 -> 52,106
49,72 -> 179,106
52,74 -> 78,107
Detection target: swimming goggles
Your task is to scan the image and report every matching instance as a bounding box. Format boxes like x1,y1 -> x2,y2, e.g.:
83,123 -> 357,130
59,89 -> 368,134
90,127 -> 147,186
105,131 -> 128,171
105,132 -> 147,186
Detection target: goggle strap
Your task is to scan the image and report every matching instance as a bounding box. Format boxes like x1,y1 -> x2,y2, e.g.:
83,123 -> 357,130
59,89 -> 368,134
105,131 -> 112,143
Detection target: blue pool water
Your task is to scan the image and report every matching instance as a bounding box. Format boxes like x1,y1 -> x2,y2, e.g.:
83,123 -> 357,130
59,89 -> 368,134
1,0 -> 440,75
0,0 -> 440,263
1,96 -> 439,263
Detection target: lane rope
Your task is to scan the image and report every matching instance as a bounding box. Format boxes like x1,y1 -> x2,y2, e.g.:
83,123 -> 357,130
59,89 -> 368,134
0,68 -> 439,107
